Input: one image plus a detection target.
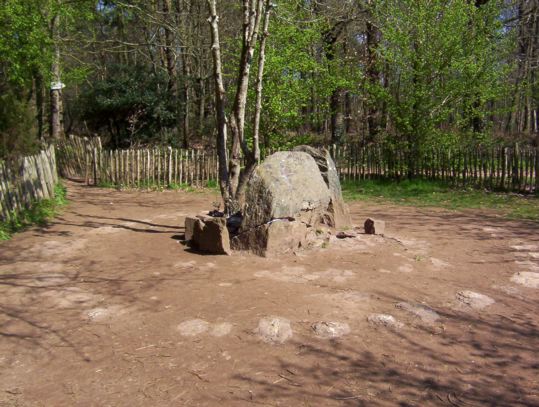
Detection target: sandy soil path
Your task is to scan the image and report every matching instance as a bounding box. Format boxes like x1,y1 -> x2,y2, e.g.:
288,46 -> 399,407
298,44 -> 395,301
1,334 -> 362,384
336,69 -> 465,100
1,182 -> 538,406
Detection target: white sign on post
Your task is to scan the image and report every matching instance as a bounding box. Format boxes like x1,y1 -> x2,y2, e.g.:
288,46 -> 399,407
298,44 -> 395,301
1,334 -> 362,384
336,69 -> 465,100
51,82 -> 66,90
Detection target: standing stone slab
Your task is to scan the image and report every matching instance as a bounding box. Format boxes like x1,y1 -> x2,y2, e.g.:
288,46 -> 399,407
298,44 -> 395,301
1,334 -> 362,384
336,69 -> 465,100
293,145 -> 352,229
234,151 -> 334,256
241,151 -> 332,229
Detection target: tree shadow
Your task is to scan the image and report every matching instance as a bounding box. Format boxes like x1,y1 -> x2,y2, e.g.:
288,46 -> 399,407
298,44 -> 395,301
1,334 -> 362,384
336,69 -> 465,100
231,303 -> 539,406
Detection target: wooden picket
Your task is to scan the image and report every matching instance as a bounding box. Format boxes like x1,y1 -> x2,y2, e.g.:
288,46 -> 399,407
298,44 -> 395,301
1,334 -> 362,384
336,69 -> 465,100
55,136 -> 539,193
0,145 -> 58,221
325,143 -> 539,193
56,136 -> 219,189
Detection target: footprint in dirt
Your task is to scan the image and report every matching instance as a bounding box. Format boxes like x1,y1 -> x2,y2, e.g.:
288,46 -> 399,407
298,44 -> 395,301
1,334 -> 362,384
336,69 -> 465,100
26,239 -> 87,260
455,290 -> 495,311
86,305 -> 128,322
255,266 -> 355,284
511,272 -> 539,289
177,319 -> 233,337
395,302 -> 440,325
41,287 -> 103,309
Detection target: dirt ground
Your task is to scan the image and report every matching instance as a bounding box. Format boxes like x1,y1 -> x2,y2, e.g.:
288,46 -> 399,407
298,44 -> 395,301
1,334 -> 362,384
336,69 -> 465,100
1,182 -> 538,407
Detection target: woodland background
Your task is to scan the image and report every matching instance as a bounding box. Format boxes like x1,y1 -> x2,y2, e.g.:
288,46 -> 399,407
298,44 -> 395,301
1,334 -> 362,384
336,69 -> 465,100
1,0 -> 538,160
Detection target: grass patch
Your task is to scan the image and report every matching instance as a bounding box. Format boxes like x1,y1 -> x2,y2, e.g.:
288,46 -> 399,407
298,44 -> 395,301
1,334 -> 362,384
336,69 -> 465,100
97,179 -> 219,192
342,178 -> 539,221
0,183 -> 68,240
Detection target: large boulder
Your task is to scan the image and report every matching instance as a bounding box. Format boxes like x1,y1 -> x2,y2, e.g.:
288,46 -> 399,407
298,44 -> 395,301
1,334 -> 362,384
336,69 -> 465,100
240,151 -> 331,229
232,150 -> 350,256
293,145 -> 351,229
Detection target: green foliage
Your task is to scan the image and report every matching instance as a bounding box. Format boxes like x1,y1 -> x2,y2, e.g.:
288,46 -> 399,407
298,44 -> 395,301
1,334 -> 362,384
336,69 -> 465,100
373,0 -> 509,150
0,0 -> 95,87
264,132 -> 322,150
256,2 -> 359,143
342,178 -> 539,221
97,178 -> 219,193
205,179 -> 218,190
262,14 -> 327,132
0,90 -> 40,159
80,64 -> 176,147
0,183 -> 67,240
0,0 -> 52,86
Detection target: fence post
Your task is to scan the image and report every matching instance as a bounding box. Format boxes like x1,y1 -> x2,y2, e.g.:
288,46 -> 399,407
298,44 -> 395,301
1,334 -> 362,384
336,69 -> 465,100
93,147 -> 98,186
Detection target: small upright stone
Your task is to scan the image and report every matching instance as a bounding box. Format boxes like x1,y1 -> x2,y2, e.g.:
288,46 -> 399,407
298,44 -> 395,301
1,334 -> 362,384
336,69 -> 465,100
191,216 -> 231,255
364,218 -> 385,235
184,216 -> 198,241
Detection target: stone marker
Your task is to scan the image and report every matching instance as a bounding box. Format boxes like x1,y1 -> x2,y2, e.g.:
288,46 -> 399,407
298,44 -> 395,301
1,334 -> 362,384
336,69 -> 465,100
364,218 -> 385,235
367,313 -> 404,329
191,215 -> 231,255
184,216 -> 198,241
456,290 -> 495,310
311,321 -> 350,339
187,148 -> 352,256
511,272 -> 539,288
256,316 -> 293,344
395,302 -> 439,325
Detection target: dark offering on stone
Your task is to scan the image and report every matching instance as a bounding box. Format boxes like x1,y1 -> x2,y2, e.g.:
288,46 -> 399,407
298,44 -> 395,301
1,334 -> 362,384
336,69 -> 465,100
364,218 -> 385,235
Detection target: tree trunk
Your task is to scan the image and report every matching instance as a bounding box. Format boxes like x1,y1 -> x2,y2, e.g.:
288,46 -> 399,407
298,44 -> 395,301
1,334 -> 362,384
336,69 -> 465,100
34,71 -> 45,140
206,0 -> 230,210
207,0 -> 271,213
162,0 -> 177,94
322,20 -> 348,144
330,89 -> 344,144
50,12 -> 64,140
252,0 -> 272,164
365,6 -> 381,143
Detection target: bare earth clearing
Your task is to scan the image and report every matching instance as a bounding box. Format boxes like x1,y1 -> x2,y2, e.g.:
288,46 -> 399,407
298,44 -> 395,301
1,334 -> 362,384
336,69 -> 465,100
1,182 -> 538,406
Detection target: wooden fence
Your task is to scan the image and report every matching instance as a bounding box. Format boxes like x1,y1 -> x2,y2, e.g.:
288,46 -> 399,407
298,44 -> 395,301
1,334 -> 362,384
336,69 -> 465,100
56,135 -> 102,181
55,136 -> 539,193
56,136 -> 218,188
0,145 -> 58,221
329,144 -> 539,193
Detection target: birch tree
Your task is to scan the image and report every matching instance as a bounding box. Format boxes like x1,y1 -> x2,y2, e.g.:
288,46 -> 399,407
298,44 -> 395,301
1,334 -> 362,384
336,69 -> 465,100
207,0 -> 274,214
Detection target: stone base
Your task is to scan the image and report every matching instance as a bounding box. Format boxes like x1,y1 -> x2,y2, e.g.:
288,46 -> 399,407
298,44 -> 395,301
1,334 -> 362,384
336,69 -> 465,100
232,219 -> 311,257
